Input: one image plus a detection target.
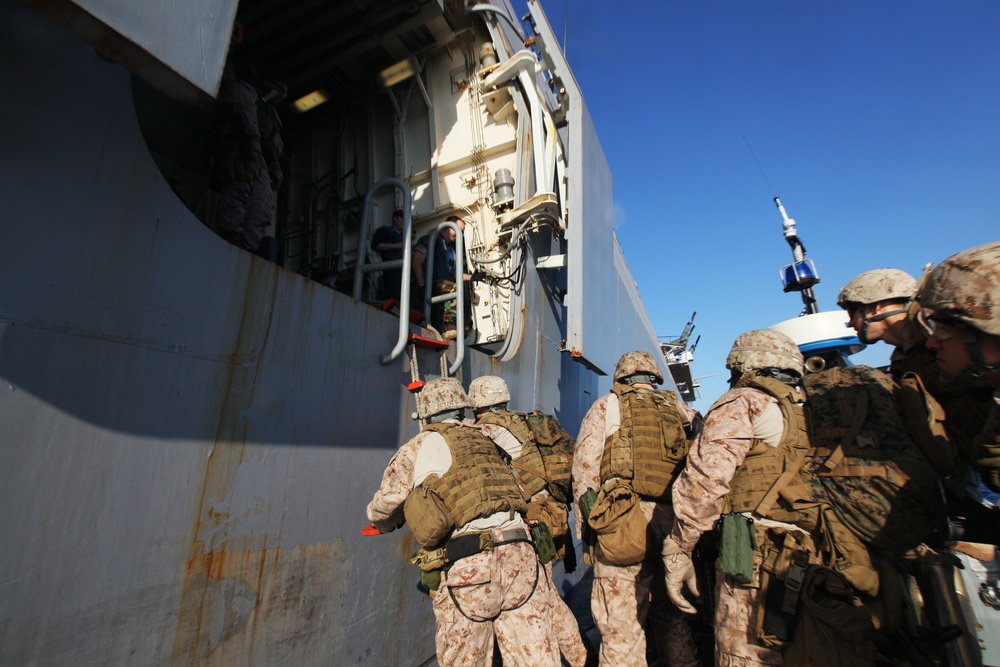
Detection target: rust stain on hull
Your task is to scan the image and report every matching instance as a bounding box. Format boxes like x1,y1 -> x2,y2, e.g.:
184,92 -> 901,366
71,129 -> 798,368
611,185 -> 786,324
171,258 -> 284,665
172,541 -> 344,666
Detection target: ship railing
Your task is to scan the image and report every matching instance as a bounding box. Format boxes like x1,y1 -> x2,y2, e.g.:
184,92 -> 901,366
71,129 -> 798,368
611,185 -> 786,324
422,220 -> 467,374
352,178 -> 415,366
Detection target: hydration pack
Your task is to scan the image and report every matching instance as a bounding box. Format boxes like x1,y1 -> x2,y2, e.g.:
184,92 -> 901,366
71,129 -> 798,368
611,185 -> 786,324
798,365 -> 945,552
524,410 -> 575,505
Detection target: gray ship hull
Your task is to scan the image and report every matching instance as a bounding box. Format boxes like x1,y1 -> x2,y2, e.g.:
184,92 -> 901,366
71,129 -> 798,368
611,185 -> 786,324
1,1 -> 673,664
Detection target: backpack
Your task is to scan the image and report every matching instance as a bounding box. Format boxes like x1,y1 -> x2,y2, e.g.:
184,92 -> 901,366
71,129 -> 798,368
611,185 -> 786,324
798,365 -> 945,552
524,411 -> 575,505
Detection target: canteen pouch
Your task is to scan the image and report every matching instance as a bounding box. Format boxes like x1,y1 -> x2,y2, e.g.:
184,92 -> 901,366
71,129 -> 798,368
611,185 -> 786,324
410,547 -> 448,594
579,488 -> 598,523
420,570 -> 441,593
720,513 -> 757,585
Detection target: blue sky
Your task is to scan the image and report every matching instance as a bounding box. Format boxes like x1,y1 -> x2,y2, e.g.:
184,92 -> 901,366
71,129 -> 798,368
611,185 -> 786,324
528,0 -> 1000,410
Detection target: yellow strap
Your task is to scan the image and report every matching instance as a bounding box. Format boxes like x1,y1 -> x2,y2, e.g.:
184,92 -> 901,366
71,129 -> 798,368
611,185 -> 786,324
754,447 -> 815,518
512,459 -> 549,483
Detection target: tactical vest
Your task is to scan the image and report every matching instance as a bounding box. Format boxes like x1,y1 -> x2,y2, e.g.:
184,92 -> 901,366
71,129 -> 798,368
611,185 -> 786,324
477,410 -> 548,500
600,384 -> 690,501
420,423 -> 526,529
727,376 -> 810,519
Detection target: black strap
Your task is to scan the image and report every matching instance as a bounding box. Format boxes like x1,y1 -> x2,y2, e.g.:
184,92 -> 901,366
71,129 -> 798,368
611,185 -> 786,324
445,534 -> 482,563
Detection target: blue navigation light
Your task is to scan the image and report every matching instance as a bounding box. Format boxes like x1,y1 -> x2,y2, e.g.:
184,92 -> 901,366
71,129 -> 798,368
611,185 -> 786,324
780,259 -> 820,292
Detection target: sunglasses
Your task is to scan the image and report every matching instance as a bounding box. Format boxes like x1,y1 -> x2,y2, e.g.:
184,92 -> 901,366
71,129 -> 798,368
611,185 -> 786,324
917,309 -> 966,341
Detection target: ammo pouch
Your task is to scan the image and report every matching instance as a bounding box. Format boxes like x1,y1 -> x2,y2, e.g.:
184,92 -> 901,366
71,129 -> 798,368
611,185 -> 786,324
403,485 -> 454,548
719,513 -> 757,585
754,529 -> 817,650
530,522 -> 557,565
526,495 -> 569,539
587,478 -> 647,566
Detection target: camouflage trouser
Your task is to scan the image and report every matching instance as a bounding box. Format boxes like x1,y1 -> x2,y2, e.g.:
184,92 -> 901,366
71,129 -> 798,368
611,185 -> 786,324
544,562 -> 588,667
215,155 -> 273,252
714,560 -> 783,667
591,501 -> 699,667
433,541 -> 560,666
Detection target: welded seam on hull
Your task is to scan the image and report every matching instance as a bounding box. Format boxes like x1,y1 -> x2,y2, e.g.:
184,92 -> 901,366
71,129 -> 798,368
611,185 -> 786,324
0,314 -> 247,363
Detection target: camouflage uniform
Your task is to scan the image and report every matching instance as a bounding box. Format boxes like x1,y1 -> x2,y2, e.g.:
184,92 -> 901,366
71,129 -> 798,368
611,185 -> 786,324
479,421 -> 589,667
669,389 -> 786,667
573,392 -> 701,667
212,78 -> 279,252
368,424 -> 560,667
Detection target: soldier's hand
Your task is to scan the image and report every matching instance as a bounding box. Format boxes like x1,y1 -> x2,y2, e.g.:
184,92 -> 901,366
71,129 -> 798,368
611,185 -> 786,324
664,552 -> 700,614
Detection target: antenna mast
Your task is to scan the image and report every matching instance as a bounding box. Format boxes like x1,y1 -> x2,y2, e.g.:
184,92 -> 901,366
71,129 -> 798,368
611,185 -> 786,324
774,197 -> 820,315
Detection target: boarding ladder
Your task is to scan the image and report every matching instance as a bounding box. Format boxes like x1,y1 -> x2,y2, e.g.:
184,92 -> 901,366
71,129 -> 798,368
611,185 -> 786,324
353,178 -> 468,375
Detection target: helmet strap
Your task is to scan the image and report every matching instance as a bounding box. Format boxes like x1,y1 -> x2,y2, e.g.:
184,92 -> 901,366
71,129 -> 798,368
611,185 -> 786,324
622,373 -> 659,387
860,307 -> 907,344
755,368 -> 801,385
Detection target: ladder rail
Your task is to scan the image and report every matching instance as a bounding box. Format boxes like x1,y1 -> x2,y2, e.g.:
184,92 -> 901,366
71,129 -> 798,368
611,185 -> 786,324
423,221 -> 467,374
350,178 -> 415,365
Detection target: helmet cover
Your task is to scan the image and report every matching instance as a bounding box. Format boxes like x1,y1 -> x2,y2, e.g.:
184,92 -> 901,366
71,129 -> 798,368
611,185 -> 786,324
916,241 -> 1000,336
727,329 -> 805,377
613,351 -> 664,384
837,269 -> 917,308
417,377 -> 471,419
468,375 -> 511,409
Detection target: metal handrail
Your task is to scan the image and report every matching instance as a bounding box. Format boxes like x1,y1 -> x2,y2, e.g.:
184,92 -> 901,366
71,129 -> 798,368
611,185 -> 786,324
423,221 -> 466,374
351,178 -> 414,365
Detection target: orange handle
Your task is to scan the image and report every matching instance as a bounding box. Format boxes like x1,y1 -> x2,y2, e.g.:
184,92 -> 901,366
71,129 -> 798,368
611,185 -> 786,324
361,524 -> 382,536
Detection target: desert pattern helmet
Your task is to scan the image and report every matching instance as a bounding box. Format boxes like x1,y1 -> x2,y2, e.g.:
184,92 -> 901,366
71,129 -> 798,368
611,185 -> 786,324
613,351 -> 664,384
837,269 -> 917,308
468,375 -> 511,409
727,329 -> 805,377
417,377 -> 471,419
917,241 -> 1000,336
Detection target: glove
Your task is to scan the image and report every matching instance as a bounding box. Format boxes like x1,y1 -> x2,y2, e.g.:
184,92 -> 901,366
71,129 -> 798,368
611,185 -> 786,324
470,270 -> 487,282
664,552 -> 700,614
